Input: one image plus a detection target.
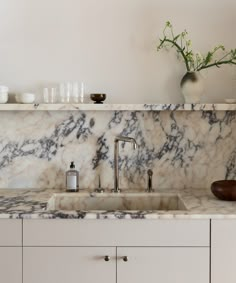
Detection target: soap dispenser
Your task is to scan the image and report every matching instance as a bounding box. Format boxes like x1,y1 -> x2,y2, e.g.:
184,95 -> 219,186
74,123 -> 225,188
66,162 -> 79,192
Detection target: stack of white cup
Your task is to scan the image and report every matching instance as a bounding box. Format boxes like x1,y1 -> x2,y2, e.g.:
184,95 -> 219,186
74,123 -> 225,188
0,86 -> 9,104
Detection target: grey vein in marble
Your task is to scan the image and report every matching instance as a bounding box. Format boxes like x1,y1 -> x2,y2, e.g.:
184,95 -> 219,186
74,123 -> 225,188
0,110 -> 236,190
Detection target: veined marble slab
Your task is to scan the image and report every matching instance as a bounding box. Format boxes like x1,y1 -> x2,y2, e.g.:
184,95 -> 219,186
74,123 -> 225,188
0,188 -> 236,219
0,103 -> 236,111
0,110 -> 236,190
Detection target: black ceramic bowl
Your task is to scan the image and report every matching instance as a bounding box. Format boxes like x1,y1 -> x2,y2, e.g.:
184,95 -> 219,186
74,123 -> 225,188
211,180 -> 236,201
90,93 -> 106,104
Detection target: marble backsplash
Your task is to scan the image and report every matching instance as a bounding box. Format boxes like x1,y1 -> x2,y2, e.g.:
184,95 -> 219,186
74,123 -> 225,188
0,110 -> 236,191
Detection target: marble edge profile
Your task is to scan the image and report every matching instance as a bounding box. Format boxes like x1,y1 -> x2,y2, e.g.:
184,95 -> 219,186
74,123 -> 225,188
0,103 -> 235,111
1,211 -> 236,220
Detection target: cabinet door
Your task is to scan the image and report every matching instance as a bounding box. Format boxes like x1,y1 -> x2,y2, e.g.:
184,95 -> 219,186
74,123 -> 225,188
24,247 -> 116,283
212,220 -> 236,283
117,247 -> 209,283
0,247 -> 22,283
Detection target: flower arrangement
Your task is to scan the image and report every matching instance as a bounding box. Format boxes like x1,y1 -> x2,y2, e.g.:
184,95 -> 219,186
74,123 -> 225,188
157,21 -> 236,73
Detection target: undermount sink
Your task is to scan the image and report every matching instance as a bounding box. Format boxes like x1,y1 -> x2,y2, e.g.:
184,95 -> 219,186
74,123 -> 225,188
47,193 -> 187,211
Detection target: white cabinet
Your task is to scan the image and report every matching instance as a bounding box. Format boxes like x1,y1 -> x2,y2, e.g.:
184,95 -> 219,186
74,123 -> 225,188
0,247 -> 22,283
0,220 -> 22,283
0,219 -> 210,283
23,219 -> 210,283
117,247 -> 209,283
24,247 -> 116,283
212,220 -> 236,283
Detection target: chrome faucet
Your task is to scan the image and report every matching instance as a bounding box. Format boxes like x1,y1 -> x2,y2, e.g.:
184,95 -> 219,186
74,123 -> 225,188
112,136 -> 137,193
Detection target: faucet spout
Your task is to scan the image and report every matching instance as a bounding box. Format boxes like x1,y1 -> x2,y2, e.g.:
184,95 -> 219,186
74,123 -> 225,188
115,136 -> 137,150
113,136 -> 137,193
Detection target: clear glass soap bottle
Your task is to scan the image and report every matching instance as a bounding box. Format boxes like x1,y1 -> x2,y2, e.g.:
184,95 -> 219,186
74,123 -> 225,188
66,162 -> 79,192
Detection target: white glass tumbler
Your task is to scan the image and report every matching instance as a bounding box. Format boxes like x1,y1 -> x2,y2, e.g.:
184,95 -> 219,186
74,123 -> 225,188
72,82 -> 80,103
43,87 -> 57,104
59,82 -> 72,103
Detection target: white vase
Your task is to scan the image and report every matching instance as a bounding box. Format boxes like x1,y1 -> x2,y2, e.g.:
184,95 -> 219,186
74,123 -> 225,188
180,72 -> 204,103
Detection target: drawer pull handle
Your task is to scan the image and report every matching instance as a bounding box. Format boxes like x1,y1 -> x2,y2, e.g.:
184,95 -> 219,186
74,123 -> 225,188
123,256 -> 128,262
104,255 -> 110,262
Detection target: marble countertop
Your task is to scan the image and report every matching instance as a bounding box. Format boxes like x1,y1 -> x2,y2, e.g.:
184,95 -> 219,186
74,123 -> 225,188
1,103 -> 236,111
1,188 -> 236,220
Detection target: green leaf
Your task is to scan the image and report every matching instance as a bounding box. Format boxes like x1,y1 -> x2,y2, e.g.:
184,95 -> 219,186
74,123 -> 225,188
205,52 -> 213,65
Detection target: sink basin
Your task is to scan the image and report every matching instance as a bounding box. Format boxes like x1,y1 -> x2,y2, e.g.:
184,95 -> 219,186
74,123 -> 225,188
47,193 -> 187,211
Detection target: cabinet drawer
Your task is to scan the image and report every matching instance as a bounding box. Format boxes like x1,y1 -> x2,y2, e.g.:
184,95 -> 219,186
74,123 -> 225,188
0,220 -> 22,246
23,219 -> 209,247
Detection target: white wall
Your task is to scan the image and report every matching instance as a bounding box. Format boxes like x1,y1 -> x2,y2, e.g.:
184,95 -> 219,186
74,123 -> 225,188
0,0 -> 235,103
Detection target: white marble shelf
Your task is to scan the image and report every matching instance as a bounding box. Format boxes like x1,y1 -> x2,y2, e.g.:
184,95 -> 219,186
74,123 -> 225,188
0,103 -> 235,111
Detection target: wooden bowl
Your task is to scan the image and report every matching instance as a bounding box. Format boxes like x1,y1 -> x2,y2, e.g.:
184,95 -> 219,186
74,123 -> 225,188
211,180 -> 236,201
90,93 -> 106,104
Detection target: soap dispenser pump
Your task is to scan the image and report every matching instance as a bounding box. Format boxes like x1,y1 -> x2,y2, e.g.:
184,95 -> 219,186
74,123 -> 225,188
66,161 -> 79,192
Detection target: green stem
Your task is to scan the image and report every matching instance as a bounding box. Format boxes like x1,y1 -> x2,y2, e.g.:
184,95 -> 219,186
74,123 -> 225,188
158,38 -> 166,50
164,39 -> 191,72
197,60 -> 236,71
216,52 -> 230,62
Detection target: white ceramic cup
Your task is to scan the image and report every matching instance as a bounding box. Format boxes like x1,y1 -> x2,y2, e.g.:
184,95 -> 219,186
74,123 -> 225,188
0,93 -> 8,104
0,86 -> 9,104
15,94 -> 22,103
20,93 -> 35,104
15,93 -> 35,104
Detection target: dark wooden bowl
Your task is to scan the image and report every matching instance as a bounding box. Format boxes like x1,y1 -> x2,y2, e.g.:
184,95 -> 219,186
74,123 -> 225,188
90,93 -> 106,104
211,180 -> 236,201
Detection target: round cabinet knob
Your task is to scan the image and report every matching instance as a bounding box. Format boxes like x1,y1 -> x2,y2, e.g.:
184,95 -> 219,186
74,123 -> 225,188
123,256 -> 128,262
104,255 -> 110,262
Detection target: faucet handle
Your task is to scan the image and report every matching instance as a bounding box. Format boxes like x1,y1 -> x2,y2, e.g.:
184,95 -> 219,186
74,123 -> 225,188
146,169 -> 154,193
94,175 -> 105,193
